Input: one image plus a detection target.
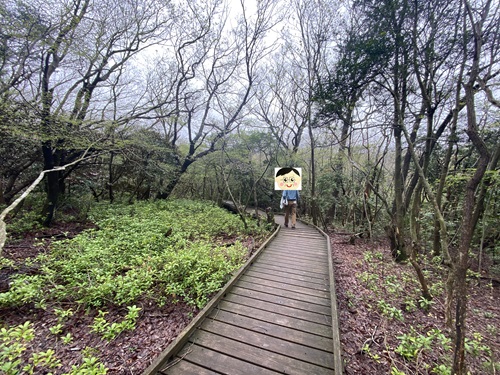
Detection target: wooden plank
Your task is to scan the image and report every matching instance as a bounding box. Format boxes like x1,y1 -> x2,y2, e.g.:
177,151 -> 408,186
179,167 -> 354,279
304,220 -> 344,375
216,300 -> 332,338
160,359 -> 221,375
269,239 -> 327,248
258,250 -> 328,264
249,263 -> 329,281
208,309 -> 333,351
253,259 -> 329,277
239,275 -> 331,299
201,319 -> 335,369
249,254 -> 328,274
244,266 -> 327,286
266,245 -> 327,255
245,269 -> 330,290
258,251 -> 328,266
165,344 -> 282,375
276,231 -> 325,239
235,279 -> 331,307
277,236 -> 326,243
267,242 -> 327,252
224,292 -> 332,325
263,248 -> 328,262
230,286 -> 331,316
267,239 -> 327,247
254,256 -> 328,274
190,330 -> 334,375
267,245 -> 328,256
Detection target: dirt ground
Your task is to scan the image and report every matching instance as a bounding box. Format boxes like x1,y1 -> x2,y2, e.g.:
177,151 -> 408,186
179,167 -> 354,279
1,223 -> 498,374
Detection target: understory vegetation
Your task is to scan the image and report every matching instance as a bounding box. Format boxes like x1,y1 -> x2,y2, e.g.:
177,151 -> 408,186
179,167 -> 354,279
0,199 -> 270,374
332,234 -> 499,375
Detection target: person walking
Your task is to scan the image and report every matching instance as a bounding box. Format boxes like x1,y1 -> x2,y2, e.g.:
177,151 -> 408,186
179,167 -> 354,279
276,167 -> 302,229
282,189 -> 299,229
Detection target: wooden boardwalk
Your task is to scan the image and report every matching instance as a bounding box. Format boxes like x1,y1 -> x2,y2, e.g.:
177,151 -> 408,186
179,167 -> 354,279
144,217 -> 342,375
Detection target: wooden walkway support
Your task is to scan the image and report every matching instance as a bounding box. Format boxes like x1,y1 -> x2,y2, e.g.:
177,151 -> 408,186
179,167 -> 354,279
144,217 -> 343,375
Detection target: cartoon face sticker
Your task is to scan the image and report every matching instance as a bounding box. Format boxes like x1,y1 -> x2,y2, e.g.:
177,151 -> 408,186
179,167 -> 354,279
275,167 -> 302,190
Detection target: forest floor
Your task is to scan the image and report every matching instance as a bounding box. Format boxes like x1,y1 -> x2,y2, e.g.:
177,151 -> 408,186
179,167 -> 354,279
1,223 -> 499,374
330,231 -> 500,375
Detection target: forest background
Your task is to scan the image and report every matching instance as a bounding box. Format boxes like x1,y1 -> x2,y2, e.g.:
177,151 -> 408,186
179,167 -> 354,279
0,0 -> 499,374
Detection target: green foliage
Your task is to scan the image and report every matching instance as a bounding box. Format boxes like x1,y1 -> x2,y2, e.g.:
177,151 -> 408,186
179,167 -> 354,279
377,299 -> 404,321
481,360 -> 500,373
0,321 -> 69,374
432,364 -> 452,375
62,333 -> 73,344
391,368 -> 407,375
420,169 -> 500,265
1,200 -> 267,309
0,274 -> 46,308
429,280 -> 444,296
361,343 -> 382,363
2,192 -> 45,235
63,347 -> 108,375
396,327 -> 452,362
54,307 -> 74,321
465,333 -> 491,358
90,306 -> 141,341
48,323 -> 64,335
384,275 -> 403,294
23,349 -> 62,374
0,321 -> 108,375
174,130 -> 280,208
0,321 -> 35,374
357,271 -> 379,291
395,327 -> 435,361
403,297 -> 417,312
418,296 -> 434,311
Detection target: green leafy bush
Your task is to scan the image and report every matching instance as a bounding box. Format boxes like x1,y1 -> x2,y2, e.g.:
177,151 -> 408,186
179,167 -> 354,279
90,306 -> 141,341
0,199 -> 268,309
0,321 -> 35,374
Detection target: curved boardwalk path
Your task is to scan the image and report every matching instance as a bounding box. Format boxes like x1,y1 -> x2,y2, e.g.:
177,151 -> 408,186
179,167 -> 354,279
144,216 -> 343,375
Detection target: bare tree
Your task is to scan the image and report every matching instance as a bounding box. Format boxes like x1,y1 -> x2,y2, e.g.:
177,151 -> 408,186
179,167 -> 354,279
1,151 -> 93,256
147,0 -> 280,198
0,1 -> 52,205
448,0 -> 499,373
255,53 -> 309,154
254,0 -> 339,224
12,0 -> 171,225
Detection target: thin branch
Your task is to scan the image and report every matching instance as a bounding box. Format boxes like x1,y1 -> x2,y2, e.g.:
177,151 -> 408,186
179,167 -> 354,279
1,150 -> 94,255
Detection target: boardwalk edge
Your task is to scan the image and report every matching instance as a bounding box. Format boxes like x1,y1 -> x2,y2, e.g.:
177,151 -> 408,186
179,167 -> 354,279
299,219 -> 345,375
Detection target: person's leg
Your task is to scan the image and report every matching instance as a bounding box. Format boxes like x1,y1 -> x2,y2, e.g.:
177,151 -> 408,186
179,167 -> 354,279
291,203 -> 297,228
284,204 -> 290,227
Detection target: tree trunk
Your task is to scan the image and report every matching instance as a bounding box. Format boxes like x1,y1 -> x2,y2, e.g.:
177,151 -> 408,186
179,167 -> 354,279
409,182 -> 432,300
450,1 -> 493,372
108,151 -> 115,203
391,126 -> 408,262
41,143 -> 60,226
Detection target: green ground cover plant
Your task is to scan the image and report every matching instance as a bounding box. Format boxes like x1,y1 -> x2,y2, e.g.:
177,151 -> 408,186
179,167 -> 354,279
0,199 -> 270,372
339,240 -> 499,375
1,199 -> 266,309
